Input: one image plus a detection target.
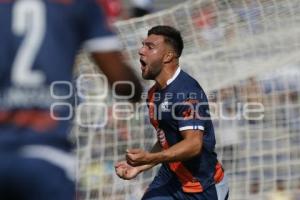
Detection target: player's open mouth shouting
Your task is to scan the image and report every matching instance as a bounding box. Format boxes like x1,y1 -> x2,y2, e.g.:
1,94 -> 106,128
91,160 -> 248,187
140,59 -> 147,71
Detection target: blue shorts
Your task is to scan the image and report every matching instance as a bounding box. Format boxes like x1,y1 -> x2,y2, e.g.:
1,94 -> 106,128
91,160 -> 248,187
142,165 -> 229,200
0,150 -> 75,200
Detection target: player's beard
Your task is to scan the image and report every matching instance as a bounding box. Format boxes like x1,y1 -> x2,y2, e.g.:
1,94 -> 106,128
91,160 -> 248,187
142,61 -> 162,80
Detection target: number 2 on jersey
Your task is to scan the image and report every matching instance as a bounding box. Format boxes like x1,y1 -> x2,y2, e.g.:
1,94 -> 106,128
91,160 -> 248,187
11,0 -> 46,86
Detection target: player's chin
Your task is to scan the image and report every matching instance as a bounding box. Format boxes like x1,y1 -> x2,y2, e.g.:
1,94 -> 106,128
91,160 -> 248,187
142,70 -> 154,80
141,72 -> 149,80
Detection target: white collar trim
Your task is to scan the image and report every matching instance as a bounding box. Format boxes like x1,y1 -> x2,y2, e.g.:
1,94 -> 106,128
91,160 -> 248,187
166,67 -> 181,86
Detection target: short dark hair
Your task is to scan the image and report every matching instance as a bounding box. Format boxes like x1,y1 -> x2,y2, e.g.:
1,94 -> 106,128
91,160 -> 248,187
148,25 -> 184,57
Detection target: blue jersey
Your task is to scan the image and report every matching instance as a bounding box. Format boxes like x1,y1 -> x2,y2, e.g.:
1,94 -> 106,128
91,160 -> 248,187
0,0 -> 120,150
147,68 -> 224,193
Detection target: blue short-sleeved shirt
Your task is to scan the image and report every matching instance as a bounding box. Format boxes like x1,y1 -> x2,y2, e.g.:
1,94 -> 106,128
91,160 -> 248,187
0,0 -> 120,150
147,68 -> 223,192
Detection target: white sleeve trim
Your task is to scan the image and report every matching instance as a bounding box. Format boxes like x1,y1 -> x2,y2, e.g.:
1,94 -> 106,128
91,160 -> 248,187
83,36 -> 122,52
179,125 -> 204,131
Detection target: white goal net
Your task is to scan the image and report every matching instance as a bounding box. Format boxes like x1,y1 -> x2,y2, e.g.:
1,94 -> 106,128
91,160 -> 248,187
75,0 -> 300,199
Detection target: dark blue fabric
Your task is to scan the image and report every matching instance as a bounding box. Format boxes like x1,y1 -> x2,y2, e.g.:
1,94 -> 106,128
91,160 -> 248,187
0,152 -> 74,200
0,0 -> 115,148
0,1 -> 113,198
147,70 -> 219,190
142,165 -> 219,200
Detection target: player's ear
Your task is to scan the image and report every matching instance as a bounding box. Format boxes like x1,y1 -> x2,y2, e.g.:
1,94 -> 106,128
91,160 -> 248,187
163,51 -> 175,63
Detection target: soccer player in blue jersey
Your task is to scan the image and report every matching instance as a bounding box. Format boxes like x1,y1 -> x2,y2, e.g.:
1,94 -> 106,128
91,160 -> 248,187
0,0 -> 142,199
115,25 -> 229,200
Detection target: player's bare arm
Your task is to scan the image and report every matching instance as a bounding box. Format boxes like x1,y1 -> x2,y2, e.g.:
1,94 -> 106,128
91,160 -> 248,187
126,130 -> 203,167
92,51 -> 143,103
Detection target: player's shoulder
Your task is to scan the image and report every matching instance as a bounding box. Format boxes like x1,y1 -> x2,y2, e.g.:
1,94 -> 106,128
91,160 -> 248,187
175,70 -> 203,92
180,70 -> 200,84
171,70 -> 207,102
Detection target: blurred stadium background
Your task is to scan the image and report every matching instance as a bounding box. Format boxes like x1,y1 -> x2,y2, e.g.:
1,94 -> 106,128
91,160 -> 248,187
74,0 -> 300,199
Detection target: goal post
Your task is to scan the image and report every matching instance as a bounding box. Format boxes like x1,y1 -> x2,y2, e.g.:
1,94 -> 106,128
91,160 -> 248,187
75,0 -> 300,199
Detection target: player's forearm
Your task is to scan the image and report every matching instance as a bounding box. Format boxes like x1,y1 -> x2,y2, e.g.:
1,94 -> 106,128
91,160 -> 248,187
137,142 -> 162,172
149,138 -> 202,164
136,163 -> 155,173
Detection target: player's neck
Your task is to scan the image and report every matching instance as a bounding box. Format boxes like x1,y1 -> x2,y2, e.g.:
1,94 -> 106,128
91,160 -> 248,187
155,64 -> 179,90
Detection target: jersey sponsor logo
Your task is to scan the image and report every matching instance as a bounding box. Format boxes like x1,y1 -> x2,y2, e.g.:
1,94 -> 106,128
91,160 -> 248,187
182,98 -> 201,120
182,108 -> 194,120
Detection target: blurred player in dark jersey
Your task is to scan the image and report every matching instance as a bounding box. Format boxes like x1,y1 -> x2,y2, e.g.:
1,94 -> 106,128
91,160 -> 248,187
115,25 -> 229,200
0,0 -> 142,199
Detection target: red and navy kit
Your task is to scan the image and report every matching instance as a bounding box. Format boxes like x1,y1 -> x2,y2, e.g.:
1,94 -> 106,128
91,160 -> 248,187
0,0 -> 120,199
0,0 -> 120,150
145,68 -> 228,200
